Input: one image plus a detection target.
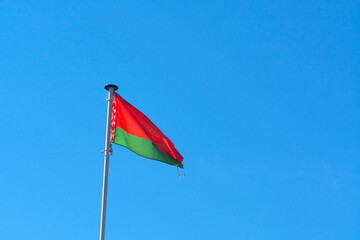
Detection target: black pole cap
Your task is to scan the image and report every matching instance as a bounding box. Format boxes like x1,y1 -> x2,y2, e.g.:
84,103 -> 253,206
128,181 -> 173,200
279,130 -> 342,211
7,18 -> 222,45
104,84 -> 118,91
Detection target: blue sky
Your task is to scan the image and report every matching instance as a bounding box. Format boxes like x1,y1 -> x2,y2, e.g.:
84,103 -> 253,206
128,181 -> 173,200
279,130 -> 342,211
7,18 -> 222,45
0,1 -> 359,239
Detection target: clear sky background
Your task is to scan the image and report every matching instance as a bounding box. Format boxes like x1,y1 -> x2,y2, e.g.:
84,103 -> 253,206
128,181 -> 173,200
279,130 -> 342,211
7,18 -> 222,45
0,1 -> 359,239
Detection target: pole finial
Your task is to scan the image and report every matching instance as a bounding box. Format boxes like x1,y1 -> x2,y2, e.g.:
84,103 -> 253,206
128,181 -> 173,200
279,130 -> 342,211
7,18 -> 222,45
104,84 -> 118,91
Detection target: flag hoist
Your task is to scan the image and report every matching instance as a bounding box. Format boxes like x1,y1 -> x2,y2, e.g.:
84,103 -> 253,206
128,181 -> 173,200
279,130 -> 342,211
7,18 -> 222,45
99,84 -> 184,240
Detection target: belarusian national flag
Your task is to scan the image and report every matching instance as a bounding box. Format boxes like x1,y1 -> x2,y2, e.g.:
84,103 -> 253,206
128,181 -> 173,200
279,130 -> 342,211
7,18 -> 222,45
110,93 -> 184,168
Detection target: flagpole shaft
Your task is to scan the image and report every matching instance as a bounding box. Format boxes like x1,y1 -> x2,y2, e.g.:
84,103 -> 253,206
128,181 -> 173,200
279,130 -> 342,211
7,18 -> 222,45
99,84 -> 118,240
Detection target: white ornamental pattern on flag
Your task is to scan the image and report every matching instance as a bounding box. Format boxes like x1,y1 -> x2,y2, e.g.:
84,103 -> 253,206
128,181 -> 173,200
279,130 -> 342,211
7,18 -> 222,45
110,95 -> 117,142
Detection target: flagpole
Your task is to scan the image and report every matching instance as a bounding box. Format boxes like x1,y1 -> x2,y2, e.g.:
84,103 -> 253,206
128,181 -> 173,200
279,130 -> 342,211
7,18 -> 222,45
99,84 -> 118,240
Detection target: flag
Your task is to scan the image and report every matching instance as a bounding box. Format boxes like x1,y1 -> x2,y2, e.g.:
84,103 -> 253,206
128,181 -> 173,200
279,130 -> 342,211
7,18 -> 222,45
110,93 -> 184,168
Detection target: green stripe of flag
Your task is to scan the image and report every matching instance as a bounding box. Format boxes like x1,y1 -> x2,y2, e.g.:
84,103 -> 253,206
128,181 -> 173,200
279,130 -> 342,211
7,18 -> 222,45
113,127 -> 184,168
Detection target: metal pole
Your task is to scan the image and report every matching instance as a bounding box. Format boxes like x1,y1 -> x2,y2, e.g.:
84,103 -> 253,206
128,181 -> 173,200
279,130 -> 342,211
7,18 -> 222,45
100,84 -> 118,240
